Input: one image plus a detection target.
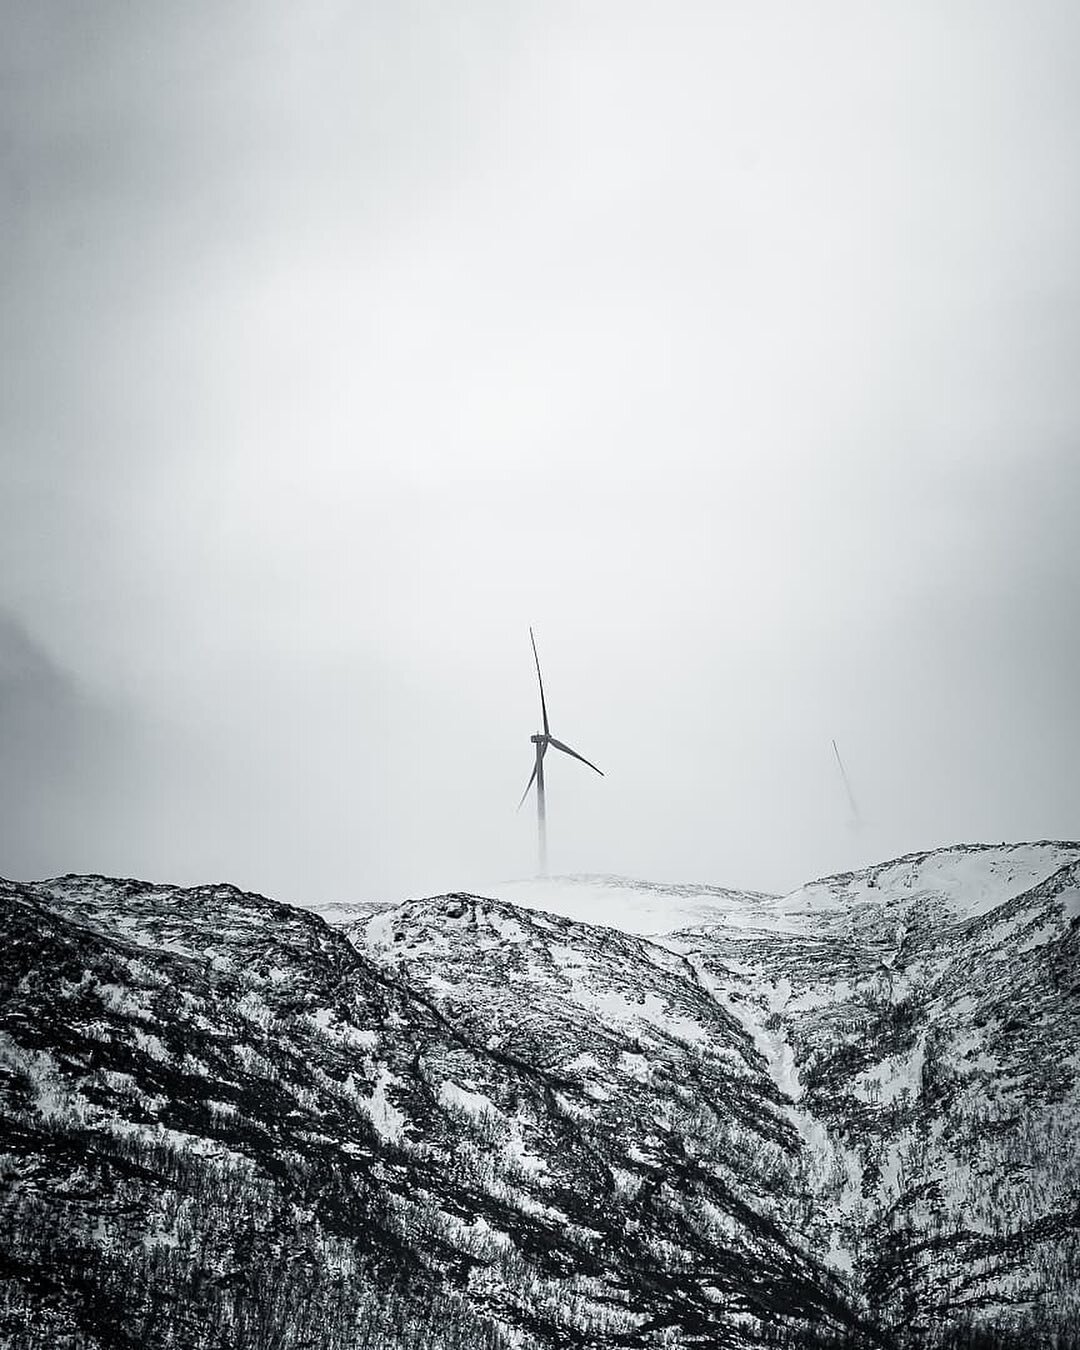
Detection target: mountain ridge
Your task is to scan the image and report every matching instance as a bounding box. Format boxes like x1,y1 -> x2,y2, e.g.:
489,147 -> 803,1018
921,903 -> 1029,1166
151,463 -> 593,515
2,842 -> 1078,1348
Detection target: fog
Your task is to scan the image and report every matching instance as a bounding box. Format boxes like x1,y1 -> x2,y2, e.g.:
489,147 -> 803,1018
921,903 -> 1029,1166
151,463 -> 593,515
3,2 -> 1079,904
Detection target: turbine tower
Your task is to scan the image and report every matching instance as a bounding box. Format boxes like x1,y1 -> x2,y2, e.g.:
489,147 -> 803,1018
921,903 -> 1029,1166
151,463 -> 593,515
518,627 -> 603,876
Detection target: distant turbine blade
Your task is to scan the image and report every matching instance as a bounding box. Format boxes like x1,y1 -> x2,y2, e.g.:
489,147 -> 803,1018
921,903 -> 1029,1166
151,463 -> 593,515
832,738 -> 860,825
547,736 -> 604,777
516,761 -> 538,811
529,627 -> 550,735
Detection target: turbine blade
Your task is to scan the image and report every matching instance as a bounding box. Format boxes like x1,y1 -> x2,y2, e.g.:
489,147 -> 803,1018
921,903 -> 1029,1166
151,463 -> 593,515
516,760 -> 539,811
832,738 -> 860,825
529,627 -> 550,736
547,736 -> 604,776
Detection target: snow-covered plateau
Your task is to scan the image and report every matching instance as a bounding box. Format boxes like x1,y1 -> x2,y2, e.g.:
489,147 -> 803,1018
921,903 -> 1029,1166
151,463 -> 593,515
2,841 -> 1078,1348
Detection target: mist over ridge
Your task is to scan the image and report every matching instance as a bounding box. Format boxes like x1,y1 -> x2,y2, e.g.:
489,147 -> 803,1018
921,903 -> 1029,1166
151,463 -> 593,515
2,2 -> 1080,904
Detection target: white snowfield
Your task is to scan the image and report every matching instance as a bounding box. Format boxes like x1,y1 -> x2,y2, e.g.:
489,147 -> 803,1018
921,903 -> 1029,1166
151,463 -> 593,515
326,840 -> 1080,940
480,873 -> 785,936
774,840 -> 1080,935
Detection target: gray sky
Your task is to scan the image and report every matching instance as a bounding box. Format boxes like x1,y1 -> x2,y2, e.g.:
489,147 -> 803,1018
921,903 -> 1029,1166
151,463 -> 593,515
2,1 -> 1079,904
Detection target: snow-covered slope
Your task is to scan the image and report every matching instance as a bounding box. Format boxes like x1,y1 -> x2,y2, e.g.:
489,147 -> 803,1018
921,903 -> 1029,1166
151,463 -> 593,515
771,840 -> 1080,939
661,843 -> 1080,1339
448,843 -> 1080,942
351,843 -> 1080,1345
3,842 -> 1079,1349
0,874 -> 866,1349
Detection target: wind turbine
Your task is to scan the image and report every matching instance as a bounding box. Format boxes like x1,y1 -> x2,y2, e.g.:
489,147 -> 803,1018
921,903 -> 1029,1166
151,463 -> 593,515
518,627 -> 603,876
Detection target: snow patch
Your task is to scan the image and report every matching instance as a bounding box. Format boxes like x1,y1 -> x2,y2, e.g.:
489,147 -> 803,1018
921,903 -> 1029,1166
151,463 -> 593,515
362,1068 -> 406,1143
439,1080 -> 497,1118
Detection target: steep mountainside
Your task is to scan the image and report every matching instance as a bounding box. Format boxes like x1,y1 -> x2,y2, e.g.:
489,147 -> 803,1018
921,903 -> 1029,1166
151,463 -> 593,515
0,875 -> 868,1349
2,843 -> 1079,1349
663,844 -> 1080,1342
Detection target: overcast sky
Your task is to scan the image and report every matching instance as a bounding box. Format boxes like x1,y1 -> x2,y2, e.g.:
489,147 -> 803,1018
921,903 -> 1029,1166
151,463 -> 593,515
2,1 -> 1079,904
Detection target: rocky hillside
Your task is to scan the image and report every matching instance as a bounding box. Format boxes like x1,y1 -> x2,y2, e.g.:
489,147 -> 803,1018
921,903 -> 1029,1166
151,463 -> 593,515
664,844 -> 1080,1342
2,844 -> 1079,1348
